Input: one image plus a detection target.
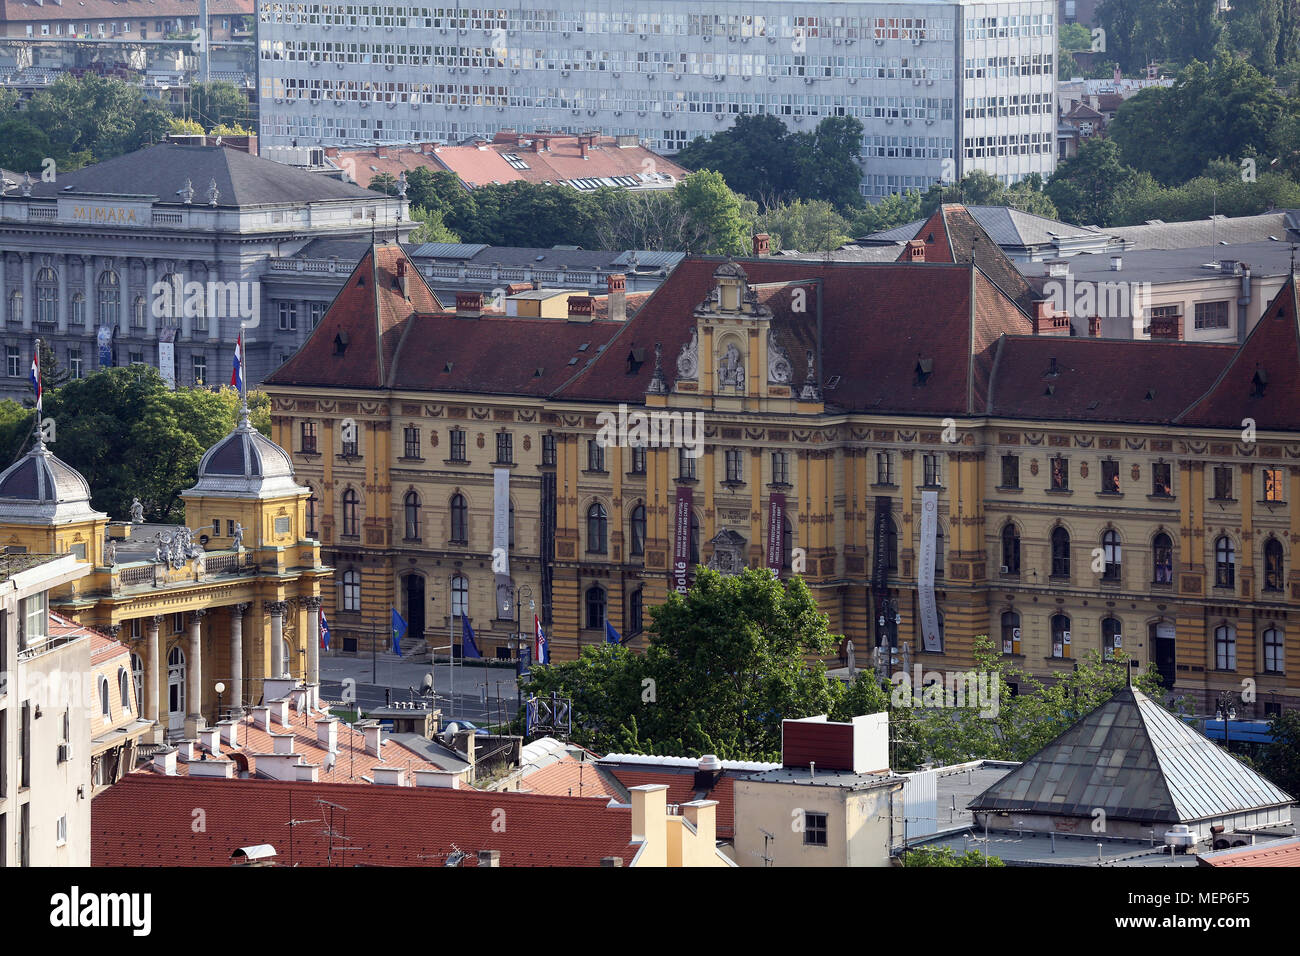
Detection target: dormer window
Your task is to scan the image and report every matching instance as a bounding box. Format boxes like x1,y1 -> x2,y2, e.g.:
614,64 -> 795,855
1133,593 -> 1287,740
1251,366 -> 1268,397
914,357 -> 933,386
333,331 -> 349,356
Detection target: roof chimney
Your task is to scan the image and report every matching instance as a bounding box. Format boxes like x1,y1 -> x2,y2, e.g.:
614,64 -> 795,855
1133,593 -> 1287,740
1110,254 -> 1123,271
580,138 -> 589,160
396,256 -> 409,298
1033,299 -> 1072,336
906,239 -> 926,262
606,274 -> 627,322
455,291 -> 484,317
153,748 -> 178,776
361,721 -> 384,757
199,727 -> 222,756
567,295 -> 596,322
1088,315 -> 1102,337
372,765 -> 406,787
218,719 -> 239,749
477,849 -> 500,867
316,717 -> 339,753
752,233 -> 771,257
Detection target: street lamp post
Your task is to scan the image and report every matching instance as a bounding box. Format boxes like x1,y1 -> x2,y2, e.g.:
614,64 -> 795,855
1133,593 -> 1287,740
1216,691 -> 1239,753
214,681 -> 225,724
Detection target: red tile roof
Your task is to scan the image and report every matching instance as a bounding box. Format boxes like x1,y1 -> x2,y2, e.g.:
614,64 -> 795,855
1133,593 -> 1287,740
1199,836 -> 1300,867
599,765 -> 741,839
514,756 -> 617,798
57,614 -> 130,666
93,774 -> 634,866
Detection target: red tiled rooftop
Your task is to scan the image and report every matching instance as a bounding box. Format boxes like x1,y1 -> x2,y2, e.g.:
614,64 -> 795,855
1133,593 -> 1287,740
600,765 -> 740,839
1200,837 -> 1300,867
93,774 -> 634,866
514,756 -> 617,799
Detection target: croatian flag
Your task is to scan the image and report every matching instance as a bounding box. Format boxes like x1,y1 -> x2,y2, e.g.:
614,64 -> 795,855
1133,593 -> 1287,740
230,332 -> 244,392
534,614 -> 548,665
30,347 -> 41,413
320,611 -> 331,651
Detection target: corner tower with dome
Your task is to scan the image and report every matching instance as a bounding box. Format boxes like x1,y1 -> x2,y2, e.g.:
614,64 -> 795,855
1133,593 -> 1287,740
0,401 -> 330,743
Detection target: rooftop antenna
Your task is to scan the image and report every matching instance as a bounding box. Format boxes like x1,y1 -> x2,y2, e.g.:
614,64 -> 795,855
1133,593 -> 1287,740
31,336 -> 44,450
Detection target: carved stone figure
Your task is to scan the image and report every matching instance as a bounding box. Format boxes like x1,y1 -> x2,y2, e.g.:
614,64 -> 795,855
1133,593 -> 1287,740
233,522 -> 245,550
719,342 -> 744,391
768,330 -> 793,384
105,538 -> 117,566
130,497 -> 144,524
676,328 -> 699,380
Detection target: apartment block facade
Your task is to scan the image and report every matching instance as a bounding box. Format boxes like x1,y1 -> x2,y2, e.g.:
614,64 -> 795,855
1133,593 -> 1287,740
256,0 -> 1059,198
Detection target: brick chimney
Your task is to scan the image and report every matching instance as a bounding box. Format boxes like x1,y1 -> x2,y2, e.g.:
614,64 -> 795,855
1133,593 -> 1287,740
580,137 -> 589,160
1150,312 -> 1183,340
455,291 -> 484,317
752,233 -> 771,257
606,273 -> 627,322
396,257 -> 408,298
1088,315 -> 1102,337
1033,299 -> 1072,336
477,850 -> 500,867
567,295 -> 596,322
906,239 -> 926,262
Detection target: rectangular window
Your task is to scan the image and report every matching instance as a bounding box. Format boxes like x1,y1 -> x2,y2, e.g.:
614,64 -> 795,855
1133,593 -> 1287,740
587,439 -> 605,473
631,446 -> 646,474
1263,468 -> 1285,502
6,347 -> 20,377
450,428 -> 466,462
1264,628 -> 1284,674
310,302 -> 325,327
1101,459 -> 1120,494
341,424 -> 358,458
192,354 -> 206,386
496,432 -> 513,464
301,422 -> 318,454
1194,300 -> 1230,330
803,811 -> 828,846
1151,462 -> 1171,497
128,351 -> 144,366
541,434 -> 556,466
876,452 -> 893,485
679,447 -> 697,480
772,451 -> 790,485
1000,454 -> 1019,489
68,349 -> 83,379
1049,457 -> 1069,491
404,425 -> 420,459
56,815 -> 67,846
1213,465 -> 1233,500
278,302 -> 298,331
922,453 -> 940,487
20,593 -> 47,650
725,448 -> 744,483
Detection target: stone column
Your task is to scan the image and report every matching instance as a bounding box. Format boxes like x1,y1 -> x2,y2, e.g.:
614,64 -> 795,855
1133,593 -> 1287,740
209,264 -> 222,342
180,260 -> 193,341
118,258 -> 130,337
304,595 -> 322,686
145,615 -> 163,743
265,600 -> 287,679
184,608 -> 206,737
57,254 -> 68,333
21,252 -> 33,331
0,253 -> 7,328
229,603 -> 248,715
145,258 -> 157,336
84,257 -> 94,328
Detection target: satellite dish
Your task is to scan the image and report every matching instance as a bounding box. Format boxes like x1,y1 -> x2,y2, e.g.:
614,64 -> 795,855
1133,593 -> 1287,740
422,673 -> 433,691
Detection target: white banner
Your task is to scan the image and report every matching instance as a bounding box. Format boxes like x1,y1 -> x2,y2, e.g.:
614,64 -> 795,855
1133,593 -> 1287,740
493,467 -> 511,618
158,336 -> 176,390
918,490 -> 941,652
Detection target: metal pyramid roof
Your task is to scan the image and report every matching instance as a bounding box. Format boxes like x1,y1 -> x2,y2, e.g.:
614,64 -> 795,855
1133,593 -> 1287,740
970,687 -> 1294,825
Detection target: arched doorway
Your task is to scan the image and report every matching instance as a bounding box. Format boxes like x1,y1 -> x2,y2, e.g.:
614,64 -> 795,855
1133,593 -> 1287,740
404,574 -> 426,643
1151,622 -> 1176,689
167,645 -> 186,734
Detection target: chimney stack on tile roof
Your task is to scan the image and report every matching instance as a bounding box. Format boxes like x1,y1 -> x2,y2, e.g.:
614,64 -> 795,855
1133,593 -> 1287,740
252,705 -> 272,733
153,748 -> 178,776
752,233 -> 771,257
1033,299 -> 1072,336
176,740 -> 196,761
362,721 -> 384,757
271,733 -> 296,756
373,766 -> 407,787
316,717 -> 339,753
906,239 -> 927,262
606,274 -> 626,322
1088,315 -> 1102,337
478,849 -> 500,867
200,727 -> 222,756
414,768 -> 461,788
455,291 -> 484,318
568,295 -> 596,322
218,719 -> 240,749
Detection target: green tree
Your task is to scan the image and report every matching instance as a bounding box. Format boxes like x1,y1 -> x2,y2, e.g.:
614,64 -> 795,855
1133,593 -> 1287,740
209,122 -> 253,137
1060,22 -> 1095,52
368,172 -> 401,196
0,118 -> 55,176
188,81 -> 251,131
847,189 -> 924,237
790,115 -> 867,209
1222,0 -> 1285,71
899,845 -> 1005,866
1259,710 -> 1300,797
407,205 -> 461,244
25,75 -> 170,166
675,114 -> 800,207
404,167 -> 477,231
763,199 -> 852,252
168,117 -> 206,136
675,170 -> 751,256
1046,138 -> 1142,225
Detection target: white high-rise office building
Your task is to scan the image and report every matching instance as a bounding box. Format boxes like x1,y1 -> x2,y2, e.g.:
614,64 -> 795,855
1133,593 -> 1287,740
256,1 -> 1058,199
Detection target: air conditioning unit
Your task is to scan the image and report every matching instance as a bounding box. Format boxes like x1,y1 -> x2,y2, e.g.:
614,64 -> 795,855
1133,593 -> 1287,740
385,64 -> 394,71
875,37 -> 884,45
849,77 -> 858,85
834,38 -> 842,45
1000,565 -> 1009,573
927,79 -> 935,86
704,36 -> 712,43
614,110 -> 622,116
613,71 -> 620,78
913,37 -> 922,45
926,118 -> 934,125
768,36 -> 776,44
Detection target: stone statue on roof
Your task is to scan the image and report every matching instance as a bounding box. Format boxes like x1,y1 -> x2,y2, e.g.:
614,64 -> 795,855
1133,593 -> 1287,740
130,497 -> 144,524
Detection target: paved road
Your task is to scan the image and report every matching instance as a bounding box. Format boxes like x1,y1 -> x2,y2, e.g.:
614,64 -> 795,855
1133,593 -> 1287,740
319,653 -> 521,727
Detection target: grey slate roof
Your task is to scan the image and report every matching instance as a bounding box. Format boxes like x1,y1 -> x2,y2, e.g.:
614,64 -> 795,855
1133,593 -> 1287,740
1018,239 -> 1297,284
862,205 -> 1098,247
1104,212 -> 1298,250
970,687 -> 1294,825
27,144 -> 380,206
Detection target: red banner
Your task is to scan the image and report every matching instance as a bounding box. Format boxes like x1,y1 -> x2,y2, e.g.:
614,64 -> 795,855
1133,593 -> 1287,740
766,493 -> 786,574
672,486 -> 694,594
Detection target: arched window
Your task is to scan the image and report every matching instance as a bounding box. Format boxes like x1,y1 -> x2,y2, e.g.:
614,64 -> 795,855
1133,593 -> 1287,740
1101,529 -> 1121,581
1264,538 -> 1284,592
1051,612 -> 1071,659
1263,626 -> 1284,674
36,268 -> 58,324
1215,536 -> 1235,588
586,585 -> 606,629
1001,610 -> 1021,655
449,493 -> 468,543
630,504 -> 646,556
131,653 -> 143,711
1102,617 -> 1122,660
403,490 -> 421,540
1215,623 -> 1236,670
305,488 -> 319,536
782,515 -> 794,572
341,488 -> 359,536
97,270 -> 120,327
132,294 -> 146,328
689,511 -> 701,565
1001,522 -> 1021,574
7,290 -> 21,324
118,666 -> 132,712
451,574 -> 469,617
1152,532 -> 1173,584
587,503 -> 607,554
341,569 -> 361,612
71,293 -> 85,327
1051,527 -> 1071,578
99,676 -> 111,717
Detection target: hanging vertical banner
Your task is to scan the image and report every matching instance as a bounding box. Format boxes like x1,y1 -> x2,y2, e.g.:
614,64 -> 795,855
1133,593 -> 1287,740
97,325 -> 114,369
871,495 -> 891,644
766,492 -> 786,574
493,467 -> 512,618
672,486 -> 693,594
918,490 -> 942,652
158,326 -> 177,390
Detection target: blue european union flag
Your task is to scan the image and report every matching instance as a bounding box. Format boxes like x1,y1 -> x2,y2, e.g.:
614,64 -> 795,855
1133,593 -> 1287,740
605,620 -> 622,645
461,616 -> 482,659
391,607 -> 407,656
